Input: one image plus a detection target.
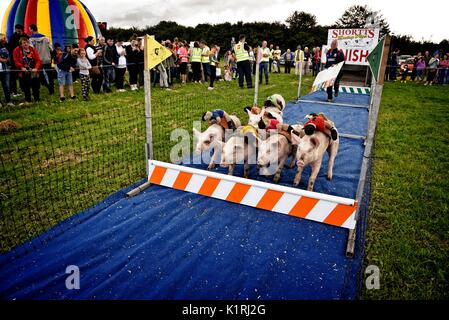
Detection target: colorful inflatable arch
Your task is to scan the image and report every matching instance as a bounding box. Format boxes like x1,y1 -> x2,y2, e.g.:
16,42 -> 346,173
1,0 -> 102,48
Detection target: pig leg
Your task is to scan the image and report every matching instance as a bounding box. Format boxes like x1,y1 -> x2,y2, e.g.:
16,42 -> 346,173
273,156 -> 287,183
243,142 -> 255,179
307,160 -> 322,191
289,145 -> 297,169
293,166 -> 304,186
326,139 -> 339,181
243,162 -> 250,179
208,156 -> 216,170
228,163 -> 235,176
208,141 -> 223,170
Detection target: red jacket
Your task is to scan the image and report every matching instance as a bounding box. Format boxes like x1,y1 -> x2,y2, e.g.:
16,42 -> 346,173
305,116 -> 326,133
13,46 -> 42,71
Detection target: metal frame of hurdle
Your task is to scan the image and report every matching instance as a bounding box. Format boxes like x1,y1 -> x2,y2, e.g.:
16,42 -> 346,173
130,35 -> 391,258
147,160 -> 358,229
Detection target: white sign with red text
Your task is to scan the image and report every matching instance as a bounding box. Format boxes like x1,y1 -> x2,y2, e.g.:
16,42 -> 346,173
323,28 -> 380,66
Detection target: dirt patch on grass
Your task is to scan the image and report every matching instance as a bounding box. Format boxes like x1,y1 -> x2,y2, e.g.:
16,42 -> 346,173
41,149 -> 96,169
0,119 -> 21,133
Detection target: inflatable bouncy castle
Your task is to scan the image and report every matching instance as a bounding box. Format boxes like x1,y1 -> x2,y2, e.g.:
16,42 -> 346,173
1,0 -> 101,47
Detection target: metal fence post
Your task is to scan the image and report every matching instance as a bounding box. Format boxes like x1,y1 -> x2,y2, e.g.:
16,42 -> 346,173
127,35 -> 154,197
297,60 -> 303,100
346,36 -> 390,257
144,35 -> 154,175
253,47 -> 260,106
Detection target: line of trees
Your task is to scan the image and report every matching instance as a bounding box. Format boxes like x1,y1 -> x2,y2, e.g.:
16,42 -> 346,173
101,5 -> 448,55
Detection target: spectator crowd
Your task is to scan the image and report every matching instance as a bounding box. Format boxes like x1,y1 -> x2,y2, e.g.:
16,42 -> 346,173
0,25 -> 326,107
1,24 -> 447,107
388,48 -> 449,85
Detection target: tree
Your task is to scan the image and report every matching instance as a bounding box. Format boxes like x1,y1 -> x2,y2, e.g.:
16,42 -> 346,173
335,5 -> 390,37
286,11 -> 317,31
101,12 -> 441,55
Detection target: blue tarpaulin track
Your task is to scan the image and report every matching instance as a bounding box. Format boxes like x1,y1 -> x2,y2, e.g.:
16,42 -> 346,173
0,91 -> 373,300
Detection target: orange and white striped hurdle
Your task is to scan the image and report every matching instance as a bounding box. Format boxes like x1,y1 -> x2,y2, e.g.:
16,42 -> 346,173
148,160 -> 357,229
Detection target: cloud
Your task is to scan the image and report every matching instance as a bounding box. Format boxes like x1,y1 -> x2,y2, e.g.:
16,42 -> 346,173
91,1 -> 169,27
1,0 -> 446,43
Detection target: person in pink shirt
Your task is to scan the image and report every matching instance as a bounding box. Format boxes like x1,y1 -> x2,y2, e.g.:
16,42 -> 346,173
177,42 -> 189,84
438,54 -> 448,85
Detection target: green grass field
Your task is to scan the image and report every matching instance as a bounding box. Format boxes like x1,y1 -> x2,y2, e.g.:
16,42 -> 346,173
363,81 -> 449,299
0,70 -> 447,299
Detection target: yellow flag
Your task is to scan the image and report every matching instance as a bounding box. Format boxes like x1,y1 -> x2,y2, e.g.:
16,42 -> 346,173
144,35 -> 173,70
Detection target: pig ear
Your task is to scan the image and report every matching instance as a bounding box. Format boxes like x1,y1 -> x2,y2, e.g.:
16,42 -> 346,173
291,132 -> 301,145
193,128 -> 200,138
310,136 -> 320,148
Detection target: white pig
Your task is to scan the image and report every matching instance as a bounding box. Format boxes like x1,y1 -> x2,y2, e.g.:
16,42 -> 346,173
193,115 -> 241,170
257,132 -> 292,183
246,108 -> 283,128
193,124 -> 226,170
220,132 -> 257,178
291,130 -> 339,191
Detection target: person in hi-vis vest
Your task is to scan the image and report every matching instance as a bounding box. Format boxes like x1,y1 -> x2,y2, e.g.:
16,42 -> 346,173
200,40 -> 210,82
190,41 -> 203,83
294,45 -> 304,76
232,34 -> 253,89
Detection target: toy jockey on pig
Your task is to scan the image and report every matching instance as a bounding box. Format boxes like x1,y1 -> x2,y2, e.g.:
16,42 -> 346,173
304,112 -> 338,141
244,105 -> 301,139
202,109 -> 238,130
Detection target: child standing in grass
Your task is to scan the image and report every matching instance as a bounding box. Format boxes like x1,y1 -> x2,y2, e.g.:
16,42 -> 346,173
208,46 -> 218,90
56,44 -> 78,102
224,65 -> 232,81
400,63 -> 409,83
77,48 -> 91,101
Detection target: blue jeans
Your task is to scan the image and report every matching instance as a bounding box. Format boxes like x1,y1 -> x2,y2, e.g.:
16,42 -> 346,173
259,61 -> 268,84
0,70 -> 11,103
438,68 -> 448,84
102,65 -> 115,90
202,63 -> 210,81
416,69 -> 424,81
389,64 -> 397,80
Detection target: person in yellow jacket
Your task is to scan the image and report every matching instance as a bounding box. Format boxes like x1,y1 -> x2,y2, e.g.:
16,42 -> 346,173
200,40 -> 210,82
190,41 -> 202,83
232,34 -> 252,89
294,45 -> 304,76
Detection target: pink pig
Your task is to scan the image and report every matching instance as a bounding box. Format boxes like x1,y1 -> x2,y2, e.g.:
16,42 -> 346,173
291,130 -> 339,191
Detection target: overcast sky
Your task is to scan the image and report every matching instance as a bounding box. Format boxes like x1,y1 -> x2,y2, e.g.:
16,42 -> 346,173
1,0 -> 447,43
